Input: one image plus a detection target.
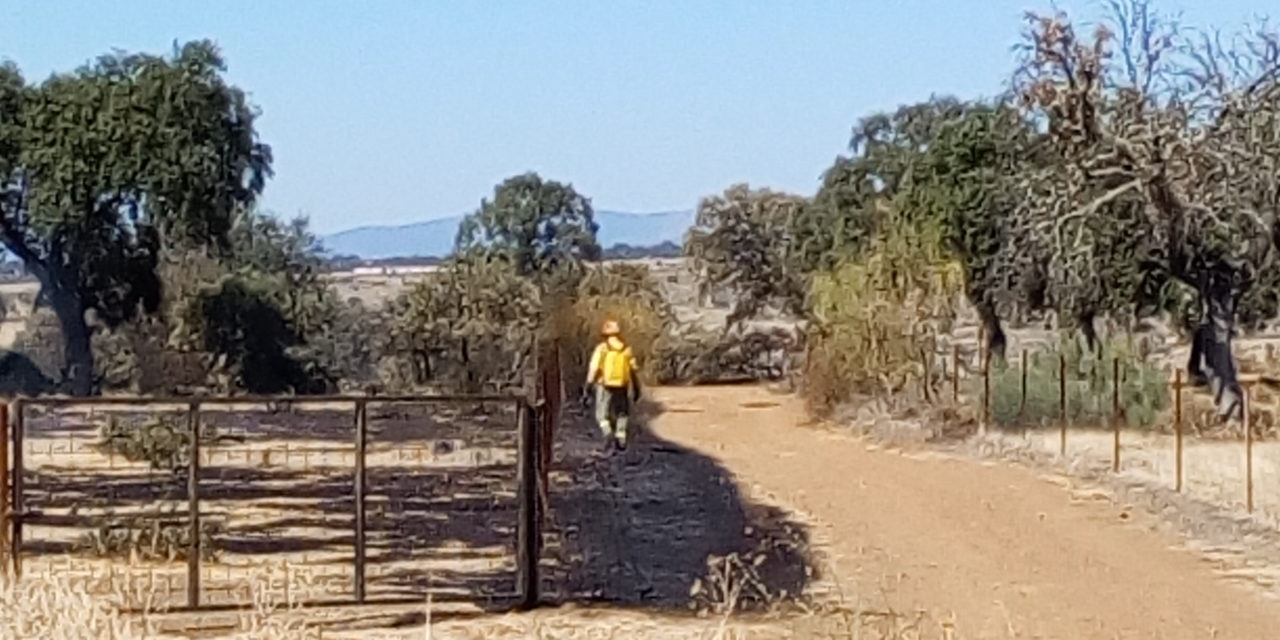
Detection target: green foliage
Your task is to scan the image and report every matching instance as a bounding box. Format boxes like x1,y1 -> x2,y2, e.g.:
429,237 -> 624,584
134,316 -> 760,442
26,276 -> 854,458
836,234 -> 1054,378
793,98 -> 1039,362
455,172 -> 600,284
802,218 -> 963,414
154,212 -> 340,394
0,41 -> 271,395
77,513 -> 222,561
192,214 -> 337,393
684,184 -> 807,326
183,276 -> 329,394
393,253 -> 541,392
788,159 -> 879,276
304,296 -> 387,391
987,335 -> 1170,430
909,105 -> 1044,322
8,210 -> 353,396
95,413 -> 222,472
791,98 -> 970,277
574,262 -> 674,322
92,316 -> 176,393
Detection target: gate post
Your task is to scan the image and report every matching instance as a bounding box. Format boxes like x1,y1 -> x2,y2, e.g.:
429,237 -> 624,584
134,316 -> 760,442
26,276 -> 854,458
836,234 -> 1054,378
354,398 -> 368,603
10,399 -> 22,579
537,340 -> 561,519
187,402 -> 202,608
0,403 -> 8,575
516,398 -> 540,609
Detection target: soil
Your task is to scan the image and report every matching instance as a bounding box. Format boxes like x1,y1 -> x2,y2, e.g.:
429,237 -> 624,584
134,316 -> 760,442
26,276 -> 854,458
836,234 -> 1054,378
609,385 -> 1280,639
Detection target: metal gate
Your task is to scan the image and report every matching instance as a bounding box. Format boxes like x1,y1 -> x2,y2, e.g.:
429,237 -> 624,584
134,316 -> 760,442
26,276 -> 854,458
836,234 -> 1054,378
1,393 -> 543,612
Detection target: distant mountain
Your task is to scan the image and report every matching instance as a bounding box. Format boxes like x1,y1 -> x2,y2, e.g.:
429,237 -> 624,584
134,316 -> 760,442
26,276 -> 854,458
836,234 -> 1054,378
602,240 -> 682,260
323,210 -> 695,260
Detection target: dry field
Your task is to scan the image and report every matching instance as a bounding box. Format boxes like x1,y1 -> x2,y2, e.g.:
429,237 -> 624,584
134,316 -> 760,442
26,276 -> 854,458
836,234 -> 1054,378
12,399 -> 524,612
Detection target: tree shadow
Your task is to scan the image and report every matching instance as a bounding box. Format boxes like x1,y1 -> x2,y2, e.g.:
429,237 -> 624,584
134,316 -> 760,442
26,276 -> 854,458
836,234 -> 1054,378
540,395 -> 815,610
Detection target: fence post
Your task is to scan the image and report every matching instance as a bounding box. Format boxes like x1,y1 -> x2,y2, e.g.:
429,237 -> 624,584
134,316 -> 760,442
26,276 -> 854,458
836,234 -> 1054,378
538,340 -> 560,520
354,398 -> 368,603
516,399 -> 540,610
1175,370 -> 1184,493
1019,349 -> 1029,421
980,348 -> 990,436
187,402 -> 201,609
922,344 -> 933,403
1059,354 -> 1067,457
951,344 -> 959,404
0,403 -> 8,575
1112,357 -> 1121,473
10,400 -> 20,579
1245,384 -> 1253,513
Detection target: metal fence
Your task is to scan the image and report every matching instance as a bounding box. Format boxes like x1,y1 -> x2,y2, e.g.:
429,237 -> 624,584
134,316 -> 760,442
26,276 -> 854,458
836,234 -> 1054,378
0,393 -> 545,612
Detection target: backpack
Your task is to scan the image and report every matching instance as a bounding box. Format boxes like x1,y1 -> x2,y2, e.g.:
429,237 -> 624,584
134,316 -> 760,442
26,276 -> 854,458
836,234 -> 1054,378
598,339 -> 634,388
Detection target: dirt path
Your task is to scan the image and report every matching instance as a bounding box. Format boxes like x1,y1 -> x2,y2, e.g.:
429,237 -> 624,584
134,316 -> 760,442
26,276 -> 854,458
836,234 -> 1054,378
643,385 -> 1280,639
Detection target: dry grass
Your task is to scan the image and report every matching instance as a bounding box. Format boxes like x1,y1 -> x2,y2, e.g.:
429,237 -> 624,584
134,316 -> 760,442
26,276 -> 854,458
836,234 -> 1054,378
998,429 -> 1280,531
802,220 -> 964,416
0,561 -> 319,639
1,549 -> 957,639
16,401 -> 520,611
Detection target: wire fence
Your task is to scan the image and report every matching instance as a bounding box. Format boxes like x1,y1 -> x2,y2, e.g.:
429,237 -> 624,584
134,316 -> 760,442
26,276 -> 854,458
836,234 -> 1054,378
952,344 -> 1275,516
0,394 -> 544,612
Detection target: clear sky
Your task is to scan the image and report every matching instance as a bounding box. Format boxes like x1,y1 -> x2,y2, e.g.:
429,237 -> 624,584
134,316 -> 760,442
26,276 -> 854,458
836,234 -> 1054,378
3,1 -> 1269,234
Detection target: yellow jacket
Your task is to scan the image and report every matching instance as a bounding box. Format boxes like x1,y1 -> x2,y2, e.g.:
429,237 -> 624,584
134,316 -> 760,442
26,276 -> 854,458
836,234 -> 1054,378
587,337 -> 637,389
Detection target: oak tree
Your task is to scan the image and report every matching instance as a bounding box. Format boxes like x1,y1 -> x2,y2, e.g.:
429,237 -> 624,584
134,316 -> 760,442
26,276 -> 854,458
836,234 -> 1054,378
684,184 -> 806,328
0,42 -> 270,395
1013,0 -> 1280,418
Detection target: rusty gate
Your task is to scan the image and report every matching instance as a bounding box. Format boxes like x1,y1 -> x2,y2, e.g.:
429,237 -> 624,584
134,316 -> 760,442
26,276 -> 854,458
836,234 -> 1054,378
0,393 -> 547,612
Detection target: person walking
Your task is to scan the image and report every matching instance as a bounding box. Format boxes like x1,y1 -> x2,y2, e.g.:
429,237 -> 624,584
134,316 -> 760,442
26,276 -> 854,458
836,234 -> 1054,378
585,319 -> 641,450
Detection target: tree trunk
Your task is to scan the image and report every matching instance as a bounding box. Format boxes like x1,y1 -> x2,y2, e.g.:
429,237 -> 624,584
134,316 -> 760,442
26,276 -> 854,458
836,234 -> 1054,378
1185,273 -> 1242,420
1078,312 -> 1100,353
50,288 -> 94,396
978,303 -> 1007,362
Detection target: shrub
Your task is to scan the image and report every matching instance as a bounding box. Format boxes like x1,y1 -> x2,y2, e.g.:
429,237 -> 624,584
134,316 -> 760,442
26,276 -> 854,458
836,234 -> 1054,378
986,334 -> 1169,430
9,308 -> 63,384
76,514 -> 222,562
0,351 -> 57,396
547,263 -> 673,395
801,218 -> 963,415
651,325 -> 799,385
392,254 -> 541,393
96,414 -> 224,473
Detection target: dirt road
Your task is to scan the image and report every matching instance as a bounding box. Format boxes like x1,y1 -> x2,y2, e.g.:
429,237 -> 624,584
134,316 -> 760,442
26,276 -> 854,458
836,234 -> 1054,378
641,385 -> 1280,639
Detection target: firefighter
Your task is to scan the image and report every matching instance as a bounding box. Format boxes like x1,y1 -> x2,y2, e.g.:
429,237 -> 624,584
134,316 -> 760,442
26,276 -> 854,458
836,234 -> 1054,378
585,319 -> 641,450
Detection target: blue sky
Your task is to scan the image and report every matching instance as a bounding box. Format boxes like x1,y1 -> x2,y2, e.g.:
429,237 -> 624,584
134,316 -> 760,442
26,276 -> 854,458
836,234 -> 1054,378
3,1 -> 1269,234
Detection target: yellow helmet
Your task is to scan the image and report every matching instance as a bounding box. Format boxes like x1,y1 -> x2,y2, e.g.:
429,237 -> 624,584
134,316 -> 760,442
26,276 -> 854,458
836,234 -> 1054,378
601,319 -> 621,336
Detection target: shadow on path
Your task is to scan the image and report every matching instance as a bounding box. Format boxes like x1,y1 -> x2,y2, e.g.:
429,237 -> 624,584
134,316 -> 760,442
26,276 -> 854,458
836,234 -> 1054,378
540,394 -> 815,611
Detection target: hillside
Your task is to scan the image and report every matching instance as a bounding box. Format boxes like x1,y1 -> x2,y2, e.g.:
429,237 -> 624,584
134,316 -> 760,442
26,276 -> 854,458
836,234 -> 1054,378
323,209 -> 695,260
